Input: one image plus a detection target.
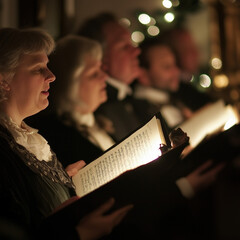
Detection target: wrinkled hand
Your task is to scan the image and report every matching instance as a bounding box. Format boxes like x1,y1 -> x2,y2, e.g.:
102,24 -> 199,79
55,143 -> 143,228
186,160 -> 225,193
65,160 -> 86,177
76,198 -> 133,240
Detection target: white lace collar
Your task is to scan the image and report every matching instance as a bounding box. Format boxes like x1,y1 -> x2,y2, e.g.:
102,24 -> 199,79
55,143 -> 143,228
107,77 -> 132,100
0,113 -> 52,162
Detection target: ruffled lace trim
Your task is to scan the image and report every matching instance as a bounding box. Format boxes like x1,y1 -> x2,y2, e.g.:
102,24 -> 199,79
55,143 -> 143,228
0,124 -> 75,189
0,114 -> 52,162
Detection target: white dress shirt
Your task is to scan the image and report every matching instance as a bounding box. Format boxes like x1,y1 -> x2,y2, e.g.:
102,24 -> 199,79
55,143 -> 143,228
134,84 -> 184,128
71,111 -> 115,151
107,77 -> 132,100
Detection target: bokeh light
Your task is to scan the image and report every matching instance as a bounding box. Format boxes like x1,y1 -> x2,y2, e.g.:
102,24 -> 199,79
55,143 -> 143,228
199,74 -> 211,88
162,0 -> 173,8
172,0 -> 180,7
138,13 -> 151,25
149,17 -> 156,25
164,12 -> 175,22
119,18 -> 131,27
211,57 -> 222,70
131,31 -> 145,43
213,74 -> 229,88
147,26 -> 160,36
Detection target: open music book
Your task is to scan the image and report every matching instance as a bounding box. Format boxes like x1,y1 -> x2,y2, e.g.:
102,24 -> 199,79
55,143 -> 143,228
178,99 -> 239,148
72,114 -> 168,197
45,107 -> 240,236
45,114 -> 189,232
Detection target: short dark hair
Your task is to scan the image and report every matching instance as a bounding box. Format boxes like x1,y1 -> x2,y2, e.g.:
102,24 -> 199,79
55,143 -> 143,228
139,37 -> 174,69
77,12 -> 117,45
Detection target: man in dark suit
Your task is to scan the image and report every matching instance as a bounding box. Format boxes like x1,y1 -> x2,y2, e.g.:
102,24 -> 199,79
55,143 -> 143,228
77,13 -> 168,142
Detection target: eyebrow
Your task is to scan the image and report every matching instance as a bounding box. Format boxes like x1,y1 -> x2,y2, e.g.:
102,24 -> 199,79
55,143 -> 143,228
30,61 -> 48,67
20,53 -> 49,66
26,59 -> 49,69
31,56 -> 49,64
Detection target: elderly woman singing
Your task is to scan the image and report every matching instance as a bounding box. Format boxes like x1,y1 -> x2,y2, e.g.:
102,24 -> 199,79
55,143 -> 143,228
0,27 -> 133,240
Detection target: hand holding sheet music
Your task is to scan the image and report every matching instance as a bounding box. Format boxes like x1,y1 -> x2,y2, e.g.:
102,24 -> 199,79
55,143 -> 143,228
73,115 -> 167,197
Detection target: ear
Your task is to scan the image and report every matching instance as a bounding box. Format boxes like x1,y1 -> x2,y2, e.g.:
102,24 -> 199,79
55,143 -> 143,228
0,74 -> 10,91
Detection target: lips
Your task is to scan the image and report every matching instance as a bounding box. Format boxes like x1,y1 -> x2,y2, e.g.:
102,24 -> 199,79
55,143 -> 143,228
41,88 -> 50,96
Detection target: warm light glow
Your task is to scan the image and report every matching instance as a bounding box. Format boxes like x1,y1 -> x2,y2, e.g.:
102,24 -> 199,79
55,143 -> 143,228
138,13 -> 151,25
131,31 -> 145,43
119,18 -> 131,27
213,74 -> 229,88
147,26 -> 160,36
224,118 -> 236,130
138,148 -> 162,165
164,12 -> 175,22
199,74 -> 211,88
211,57 -> 222,70
223,106 -> 239,130
162,0 -> 173,8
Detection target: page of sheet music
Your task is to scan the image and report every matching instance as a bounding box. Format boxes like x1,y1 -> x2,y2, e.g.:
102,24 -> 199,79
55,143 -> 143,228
179,100 -> 239,148
73,116 -> 164,197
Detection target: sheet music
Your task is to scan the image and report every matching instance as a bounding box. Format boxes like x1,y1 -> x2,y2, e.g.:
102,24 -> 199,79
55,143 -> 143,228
73,116 -> 165,197
179,99 -> 239,147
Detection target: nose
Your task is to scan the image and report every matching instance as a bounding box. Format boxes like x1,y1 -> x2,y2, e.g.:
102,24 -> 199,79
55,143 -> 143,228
100,69 -> 108,82
46,68 -> 56,82
132,45 -> 141,57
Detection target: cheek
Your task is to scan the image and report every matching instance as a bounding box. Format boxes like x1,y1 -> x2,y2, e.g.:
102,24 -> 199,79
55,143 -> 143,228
95,84 -> 106,102
88,89 -> 103,111
78,81 -> 90,100
80,83 -> 98,104
150,68 -> 162,81
18,84 -> 39,103
115,52 -> 129,65
120,57 -> 133,73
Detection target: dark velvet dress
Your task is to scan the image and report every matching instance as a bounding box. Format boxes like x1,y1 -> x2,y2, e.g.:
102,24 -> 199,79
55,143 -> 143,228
0,124 -> 78,239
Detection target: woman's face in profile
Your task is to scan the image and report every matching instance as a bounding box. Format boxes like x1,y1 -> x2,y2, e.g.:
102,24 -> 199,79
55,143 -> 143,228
8,52 -> 55,119
77,56 -> 107,114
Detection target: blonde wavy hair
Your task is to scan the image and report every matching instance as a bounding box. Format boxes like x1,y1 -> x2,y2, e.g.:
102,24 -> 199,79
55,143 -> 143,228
48,35 -> 102,115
